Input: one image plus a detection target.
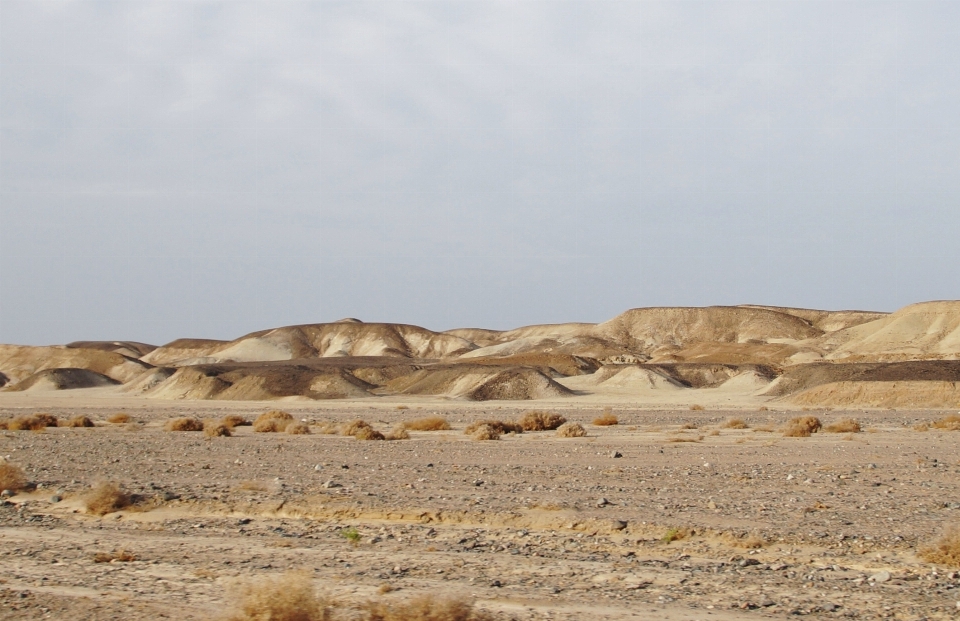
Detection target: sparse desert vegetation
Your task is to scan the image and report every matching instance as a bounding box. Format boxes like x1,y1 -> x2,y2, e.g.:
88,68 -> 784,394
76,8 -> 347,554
203,420 -> 232,437
464,420 -> 523,436
253,410 -> 294,433
402,416 -> 451,431
470,424 -> 500,441
556,422 -> 587,438
517,410 -> 566,431
164,417 -> 204,432
932,415 -> 960,431
920,526 -> 960,567
0,462 -> 28,492
221,414 -> 250,428
782,416 -> 822,437
107,413 -> 131,424
64,415 -> 95,428
592,411 -> 619,426
83,481 -> 131,515
823,418 -> 861,433
720,417 -> 748,429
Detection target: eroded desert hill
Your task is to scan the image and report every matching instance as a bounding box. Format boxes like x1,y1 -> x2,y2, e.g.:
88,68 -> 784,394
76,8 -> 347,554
3,302 -> 960,406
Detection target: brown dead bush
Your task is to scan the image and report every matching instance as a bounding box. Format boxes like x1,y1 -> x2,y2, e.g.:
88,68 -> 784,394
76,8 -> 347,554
64,415 -> 95,428
0,462 -> 28,492
221,415 -> 251,428
932,415 -> 960,431
920,526 -> 960,567
471,424 -> 500,441
464,420 -> 523,436
689,404 -> 705,411
164,417 -> 204,432
94,549 -> 136,563
286,422 -> 311,435
518,410 -> 566,431
354,426 -> 386,441
107,413 -> 131,424
84,482 -> 131,516
254,410 -> 294,433
342,419 -> 374,437
365,595 -> 494,621
204,420 -> 232,437
402,416 -> 451,431
782,416 -> 822,437
556,422 -> 587,438
8,414 -> 58,431
223,571 -> 330,621
385,424 -> 410,441
721,417 -> 748,429
824,418 -> 861,433
592,412 -> 619,426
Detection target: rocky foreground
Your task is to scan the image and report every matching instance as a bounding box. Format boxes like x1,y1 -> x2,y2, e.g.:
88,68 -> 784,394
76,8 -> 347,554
1,402 -> 960,620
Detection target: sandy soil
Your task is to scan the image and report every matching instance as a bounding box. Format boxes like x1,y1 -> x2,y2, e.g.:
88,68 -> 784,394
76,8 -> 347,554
2,395 -> 960,620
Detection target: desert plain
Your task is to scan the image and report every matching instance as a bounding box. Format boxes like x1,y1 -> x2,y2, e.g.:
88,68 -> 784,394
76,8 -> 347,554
3,302 -> 960,620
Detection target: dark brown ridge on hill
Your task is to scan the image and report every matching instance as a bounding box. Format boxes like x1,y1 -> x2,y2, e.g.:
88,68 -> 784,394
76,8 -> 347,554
762,361 -> 960,397
644,363 -> 780,388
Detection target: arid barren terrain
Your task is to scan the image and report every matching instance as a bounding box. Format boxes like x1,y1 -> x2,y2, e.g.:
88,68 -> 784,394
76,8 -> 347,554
2,303 -> 960,620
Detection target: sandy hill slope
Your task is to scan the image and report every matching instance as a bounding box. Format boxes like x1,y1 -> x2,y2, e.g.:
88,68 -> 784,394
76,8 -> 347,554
3,368 -> 120,392
142,323 -> 474,366
737,305 -> 888,332
384,365 -> 572,401
819,301 -> 960,362
0,345 -> 152,384
66,341 -> 157,358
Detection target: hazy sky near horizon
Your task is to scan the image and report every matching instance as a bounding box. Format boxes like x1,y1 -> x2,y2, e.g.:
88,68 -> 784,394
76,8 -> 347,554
2,1 -> 959,346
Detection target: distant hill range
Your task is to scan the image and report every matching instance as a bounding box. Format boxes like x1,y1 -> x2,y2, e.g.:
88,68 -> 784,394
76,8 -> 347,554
3,302 -> 960,407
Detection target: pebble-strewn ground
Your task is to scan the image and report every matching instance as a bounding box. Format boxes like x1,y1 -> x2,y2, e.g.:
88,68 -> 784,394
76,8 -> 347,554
2,402 -> 960,620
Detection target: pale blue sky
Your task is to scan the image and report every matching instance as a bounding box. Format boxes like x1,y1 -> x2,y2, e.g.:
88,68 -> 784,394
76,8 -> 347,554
1,1 -> 959,345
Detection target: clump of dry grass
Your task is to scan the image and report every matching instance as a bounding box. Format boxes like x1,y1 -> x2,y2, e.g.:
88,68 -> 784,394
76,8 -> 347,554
680,422 -> 699,429
758,406 -> 769,411
932,415 -> 960,431
464,420 -> 523,436
689,404 -> 705,411
753,424 -> 776,433
93,549 -> 136,563
221,414 -> 250,428
470,424 -> 500,441
592,411 -> 619,426
518,410 -> 566,431
556,422 -> 587,438
365,595 -> 494,621
83,482 -> 131,516
63,415 -> 95,428
385,424 -> 410,441
782,416 -> 822,437
223,571 -> 328,621
402,416 -> 451,431
823,418 -> 861,433
6,413 -> 58,431
164,417 -> 204,432
254,410 -> 294,433
721,417 -> 748,429
286,422 -> 311,435
204,420 -> 232,437
920,527 -> 960,567
666,435 -> 703,443
353,425 -> 386,441
107,413 -> 131,424
729,532 -> 767,549
0,462 -> 28,492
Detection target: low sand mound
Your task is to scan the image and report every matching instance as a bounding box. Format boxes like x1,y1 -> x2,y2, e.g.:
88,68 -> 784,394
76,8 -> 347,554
3,368 -> 120,392
0,345 -> 152,384
788,381 -> 960,408
386,366 -> 571,401
120,367 -> 178,394
716,370 -> 774,393
141,364 -> 375,401
650,363 -> 777,389
822,301 -> 960,361
66,341 -> 157,358
583,365 -> 685,390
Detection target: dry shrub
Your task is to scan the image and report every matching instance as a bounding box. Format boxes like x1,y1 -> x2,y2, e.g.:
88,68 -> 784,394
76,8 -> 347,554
385,424 -> 410,441
8,414 -> 58,431
471,424 -> 500,441
355,426 -> 385,441
464,420 -> 523,435
753,424 -> 776,433
518,410 -> 566,431
920,527 -> 960,567
689,404 -> 705,411
365,595 -> 493,621
914,422 -> 930,432
64,415 -> 95,428
721,417 -> 748,429
286,422 -> 311,435
758,406 -> 769,411
84,482 -> 131,516
680,422 -> 699,430
222,415 -> 251,428
932,415 -> 960,431
164,417 -> 204,432
824,418 -> 861,433
107,413 -> 131,424
0,462 -> 28,492
666,435 -> 703,443
402,416 -> 451,431
556,422 -> 587,438
94,549 -> 136,563
254,410 -> 294,433
782,416 -> 822,437
223,571 -> 329,621
592,412 -> 619,426
396,405 -> 409,410
730,533 -> 767,549
204,420 -> 232,437
342,419 -> 373,437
